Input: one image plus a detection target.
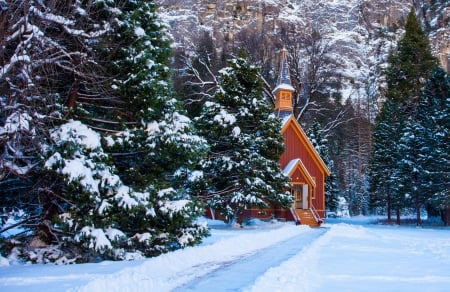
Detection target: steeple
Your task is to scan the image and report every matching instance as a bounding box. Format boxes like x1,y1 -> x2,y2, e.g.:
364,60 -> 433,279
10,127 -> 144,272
273,47 -> 295,118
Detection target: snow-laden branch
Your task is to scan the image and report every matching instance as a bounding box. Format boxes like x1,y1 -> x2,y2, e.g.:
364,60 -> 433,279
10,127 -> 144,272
29,6 -> 110,39
0,55 -> 31,79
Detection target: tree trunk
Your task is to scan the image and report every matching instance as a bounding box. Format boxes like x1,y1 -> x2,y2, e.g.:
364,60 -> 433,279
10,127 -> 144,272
396,207 -> 400,225
444,208 -> 450,226
415,195 -> 421,226
387,195 -> 391,222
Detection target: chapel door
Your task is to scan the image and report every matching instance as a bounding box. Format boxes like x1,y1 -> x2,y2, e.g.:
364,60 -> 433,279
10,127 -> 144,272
302,184 -> 309,209
293,184 -> 303,209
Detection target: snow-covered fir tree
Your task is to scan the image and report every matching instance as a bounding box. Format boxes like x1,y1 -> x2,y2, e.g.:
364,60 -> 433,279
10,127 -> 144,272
392,116 -> 429,225
0,0 -> 105,193
369,8 -> 439,224
57,0 -> 208,261
369,99 -> 404,222
417,67 -> 450,224
193,57 -> 293,224
0,0 -> 114,260
385,8 -> 438,108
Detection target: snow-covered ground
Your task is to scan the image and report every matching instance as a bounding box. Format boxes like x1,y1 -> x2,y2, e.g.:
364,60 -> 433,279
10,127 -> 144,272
1,217 -> 450,292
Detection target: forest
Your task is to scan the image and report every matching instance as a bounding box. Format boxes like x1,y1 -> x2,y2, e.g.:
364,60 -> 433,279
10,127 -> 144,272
0,0 -> 449,263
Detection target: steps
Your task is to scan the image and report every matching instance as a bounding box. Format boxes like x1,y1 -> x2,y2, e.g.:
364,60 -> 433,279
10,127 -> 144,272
295,209 -> 321,227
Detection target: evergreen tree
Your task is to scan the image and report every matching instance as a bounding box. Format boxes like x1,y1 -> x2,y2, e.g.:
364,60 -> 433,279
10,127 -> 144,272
369,99 -> 403,223
73,0 -> 209,259
1,0 -> 209,262
392,117 -> 429,225
385,8 -> 438,108
193,57 -> 293,224
0,0 -> 114,257
418,67 -> 450,224
306,121 -> 339,212
369,8 -> 438,224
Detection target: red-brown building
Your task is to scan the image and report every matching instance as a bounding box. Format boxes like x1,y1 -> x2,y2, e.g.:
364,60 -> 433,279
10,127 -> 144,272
242,48 -> 330,226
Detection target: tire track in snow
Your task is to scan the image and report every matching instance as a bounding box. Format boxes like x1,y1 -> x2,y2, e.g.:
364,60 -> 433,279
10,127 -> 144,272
173,227 -> 328,292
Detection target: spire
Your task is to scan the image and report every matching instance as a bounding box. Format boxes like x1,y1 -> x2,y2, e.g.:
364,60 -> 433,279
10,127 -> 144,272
273,47 -> 295,117
277,47 -> 292,87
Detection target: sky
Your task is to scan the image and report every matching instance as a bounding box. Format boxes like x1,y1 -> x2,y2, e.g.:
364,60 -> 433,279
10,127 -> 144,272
1,216 -> 450,292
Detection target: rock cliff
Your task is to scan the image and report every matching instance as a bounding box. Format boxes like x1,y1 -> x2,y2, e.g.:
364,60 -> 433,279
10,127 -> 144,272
157,0 -> 449,101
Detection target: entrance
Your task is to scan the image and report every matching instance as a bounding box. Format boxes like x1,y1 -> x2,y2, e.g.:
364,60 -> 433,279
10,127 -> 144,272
292,184 -> 308,209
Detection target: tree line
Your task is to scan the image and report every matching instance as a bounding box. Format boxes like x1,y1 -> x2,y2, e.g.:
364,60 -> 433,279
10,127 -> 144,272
369,9 -> 450,225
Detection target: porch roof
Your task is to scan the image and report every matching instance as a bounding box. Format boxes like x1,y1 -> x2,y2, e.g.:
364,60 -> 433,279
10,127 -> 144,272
283,158 -> 316,188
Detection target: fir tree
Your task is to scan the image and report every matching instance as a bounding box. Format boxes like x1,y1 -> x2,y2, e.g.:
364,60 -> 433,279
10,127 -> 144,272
1,0 -> 209,262
370,8 -> 439,224
392,117 -> 429,225
369,99 -> 403,223
193,57 -> 292,224
385,8 -> 438,109
0,0 -> 116,258
418,67 -> 450,224
83,0 -> 209,259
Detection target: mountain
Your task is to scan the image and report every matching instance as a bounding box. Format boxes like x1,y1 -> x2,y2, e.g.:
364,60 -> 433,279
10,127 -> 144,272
157,0 -> 449,104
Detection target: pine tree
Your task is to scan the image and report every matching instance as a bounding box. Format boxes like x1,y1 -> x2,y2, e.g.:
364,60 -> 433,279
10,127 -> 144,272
306,121 -> 339,212
369,99 -> 403,222
370,8 -> 439,223
0,0 -> 114,258
385,8 -> 438,108
72,0 -> 209,259
392,117 -> 429,225
418,67 -> 450,224
1,0 -> 209,262
193,57 -> 292,224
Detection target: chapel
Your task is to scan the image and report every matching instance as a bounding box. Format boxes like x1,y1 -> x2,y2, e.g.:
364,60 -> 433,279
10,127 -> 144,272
242,48 -> 330,226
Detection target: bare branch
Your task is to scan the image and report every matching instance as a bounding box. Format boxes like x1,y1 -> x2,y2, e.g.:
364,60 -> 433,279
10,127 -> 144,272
183,57 -> 218,90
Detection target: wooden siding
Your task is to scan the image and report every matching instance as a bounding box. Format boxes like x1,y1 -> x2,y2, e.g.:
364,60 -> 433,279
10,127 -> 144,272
280,121 -> 327,216
290,168 -> 308,184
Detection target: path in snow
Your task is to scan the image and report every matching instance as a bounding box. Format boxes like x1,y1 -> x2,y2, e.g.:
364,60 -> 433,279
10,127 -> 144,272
173,227 -> 328,291
75,224 -> 323,291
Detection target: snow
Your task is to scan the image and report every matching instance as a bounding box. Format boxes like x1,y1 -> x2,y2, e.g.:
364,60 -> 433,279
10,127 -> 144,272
283,158 -> 301,175
272,83 -> 295,93
134,27 -> 145,37
50,120 -> 101,150
1,217 -> 450,292
79,227 -> 113,252
1,112 -> 33,134
232,126 -> 241,137
213,109 -> 236,126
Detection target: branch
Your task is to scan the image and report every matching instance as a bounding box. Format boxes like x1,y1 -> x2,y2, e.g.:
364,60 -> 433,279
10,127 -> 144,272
0,214 -> 40,235
199,185 -> 241,199
183,57 -> 218,90
322,109 -> 358,137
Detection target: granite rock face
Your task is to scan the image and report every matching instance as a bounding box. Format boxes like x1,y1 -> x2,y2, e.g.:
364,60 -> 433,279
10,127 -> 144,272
157,0 -> 449,99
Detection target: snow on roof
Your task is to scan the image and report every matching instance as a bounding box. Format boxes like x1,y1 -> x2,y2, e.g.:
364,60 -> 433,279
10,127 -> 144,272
283,158 -> 301,176
283,158 -> 316,188
272,83 -> 295,93
281,114 -> 292,127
